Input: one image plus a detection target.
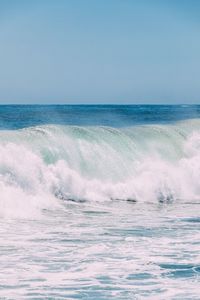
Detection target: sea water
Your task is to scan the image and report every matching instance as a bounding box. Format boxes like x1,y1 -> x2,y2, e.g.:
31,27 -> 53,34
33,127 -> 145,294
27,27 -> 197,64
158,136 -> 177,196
0,105 -> 200,299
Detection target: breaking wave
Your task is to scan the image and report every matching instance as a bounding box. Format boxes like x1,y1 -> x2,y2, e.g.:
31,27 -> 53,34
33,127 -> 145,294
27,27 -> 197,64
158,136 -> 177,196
1,119 -> 200,217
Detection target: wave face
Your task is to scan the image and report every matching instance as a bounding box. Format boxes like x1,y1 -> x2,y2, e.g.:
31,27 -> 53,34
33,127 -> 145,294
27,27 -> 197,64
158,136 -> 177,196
1,119 -> 200,217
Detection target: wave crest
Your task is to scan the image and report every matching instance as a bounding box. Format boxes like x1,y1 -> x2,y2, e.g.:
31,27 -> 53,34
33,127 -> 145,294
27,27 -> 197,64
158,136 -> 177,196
1,120 -> 200,217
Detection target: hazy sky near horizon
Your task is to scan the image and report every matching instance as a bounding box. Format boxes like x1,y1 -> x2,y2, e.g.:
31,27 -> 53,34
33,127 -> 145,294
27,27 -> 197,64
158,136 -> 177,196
0,0 -> 200,104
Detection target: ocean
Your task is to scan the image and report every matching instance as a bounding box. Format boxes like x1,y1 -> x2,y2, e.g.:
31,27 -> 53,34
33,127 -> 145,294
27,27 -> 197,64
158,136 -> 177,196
0,105 -> 200,299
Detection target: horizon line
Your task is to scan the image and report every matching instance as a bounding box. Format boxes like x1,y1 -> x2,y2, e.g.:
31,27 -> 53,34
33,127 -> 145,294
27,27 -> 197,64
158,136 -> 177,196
0,103 -> 199,106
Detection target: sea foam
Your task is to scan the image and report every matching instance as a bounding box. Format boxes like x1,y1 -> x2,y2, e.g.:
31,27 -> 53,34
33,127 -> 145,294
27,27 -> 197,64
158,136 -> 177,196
0,119 -> 200,218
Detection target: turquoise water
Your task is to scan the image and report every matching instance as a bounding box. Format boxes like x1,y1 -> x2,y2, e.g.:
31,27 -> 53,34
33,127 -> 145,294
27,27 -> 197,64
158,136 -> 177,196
0,105 -> 200,299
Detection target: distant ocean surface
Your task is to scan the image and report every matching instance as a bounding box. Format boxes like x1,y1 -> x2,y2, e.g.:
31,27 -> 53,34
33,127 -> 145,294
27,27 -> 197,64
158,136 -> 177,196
1,105 -> 200,299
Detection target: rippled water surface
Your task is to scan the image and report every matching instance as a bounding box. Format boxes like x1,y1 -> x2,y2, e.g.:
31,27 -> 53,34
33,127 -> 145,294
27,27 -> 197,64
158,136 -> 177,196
0,200 -> 200,299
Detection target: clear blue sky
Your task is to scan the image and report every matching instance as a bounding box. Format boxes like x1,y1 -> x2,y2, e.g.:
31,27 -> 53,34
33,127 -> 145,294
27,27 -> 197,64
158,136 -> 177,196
0,0 -> 200,104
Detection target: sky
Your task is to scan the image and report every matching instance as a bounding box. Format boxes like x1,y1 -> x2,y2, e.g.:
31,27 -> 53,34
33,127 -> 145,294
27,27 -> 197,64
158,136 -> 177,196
0,0 -> 200,104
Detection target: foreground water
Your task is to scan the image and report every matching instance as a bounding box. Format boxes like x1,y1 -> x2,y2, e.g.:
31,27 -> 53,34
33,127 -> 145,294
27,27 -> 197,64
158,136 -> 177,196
0,105 -> 200,299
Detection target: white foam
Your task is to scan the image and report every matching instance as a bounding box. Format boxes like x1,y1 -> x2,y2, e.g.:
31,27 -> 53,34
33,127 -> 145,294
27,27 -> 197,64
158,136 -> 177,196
1,120 -> 200,218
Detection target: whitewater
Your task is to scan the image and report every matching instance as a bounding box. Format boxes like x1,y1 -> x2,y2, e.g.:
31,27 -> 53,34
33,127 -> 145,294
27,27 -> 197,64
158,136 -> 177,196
0,105 -> 200,299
